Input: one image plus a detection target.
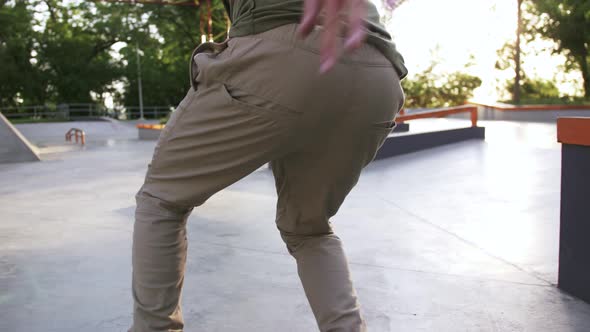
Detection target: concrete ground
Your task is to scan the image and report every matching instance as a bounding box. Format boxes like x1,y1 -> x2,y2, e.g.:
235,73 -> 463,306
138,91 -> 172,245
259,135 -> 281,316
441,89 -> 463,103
1,120 -> 590,331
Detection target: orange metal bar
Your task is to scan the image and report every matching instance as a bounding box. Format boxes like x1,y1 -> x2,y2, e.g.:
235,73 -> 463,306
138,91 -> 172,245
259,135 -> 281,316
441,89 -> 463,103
397,109 -> 406,124
137,124 -> 165,130
470,108 -> 478,127
65,128 -> 86,146
396,105 -> 479,127
557,117 -> 590,147
470,102 -> 590,112
75,132 -> 86,145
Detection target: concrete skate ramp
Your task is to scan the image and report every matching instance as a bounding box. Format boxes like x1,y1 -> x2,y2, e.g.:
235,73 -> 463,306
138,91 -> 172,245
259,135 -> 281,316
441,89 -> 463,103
0,112 -> 40,163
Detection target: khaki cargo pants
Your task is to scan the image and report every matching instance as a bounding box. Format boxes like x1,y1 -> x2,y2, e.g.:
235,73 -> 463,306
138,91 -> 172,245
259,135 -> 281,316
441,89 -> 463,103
131,24 -> 404,332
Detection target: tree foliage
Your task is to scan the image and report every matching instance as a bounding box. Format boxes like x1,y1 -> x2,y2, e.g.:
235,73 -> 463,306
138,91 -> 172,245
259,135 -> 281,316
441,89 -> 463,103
119,0 -> 226,107
36,0 -> 131,104
0,0 -> 227,108
496,41 -> 571,103
0,0 -> 38,106
401,64 -> 482,108
506,77 -> 559,100
526,0 -> 590,97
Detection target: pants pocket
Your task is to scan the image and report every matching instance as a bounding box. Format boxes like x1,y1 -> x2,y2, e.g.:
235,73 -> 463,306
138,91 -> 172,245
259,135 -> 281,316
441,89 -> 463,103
372,120 -> 397,130
220,83 -> 302,120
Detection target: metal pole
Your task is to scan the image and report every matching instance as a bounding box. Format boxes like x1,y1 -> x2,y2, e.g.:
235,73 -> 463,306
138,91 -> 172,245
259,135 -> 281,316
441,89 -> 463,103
513,0 -> 522,103
136,42 -> 145,120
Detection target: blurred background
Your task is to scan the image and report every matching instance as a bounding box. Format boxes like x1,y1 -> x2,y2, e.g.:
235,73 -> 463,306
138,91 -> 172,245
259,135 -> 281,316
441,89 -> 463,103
0,0 -> 589,121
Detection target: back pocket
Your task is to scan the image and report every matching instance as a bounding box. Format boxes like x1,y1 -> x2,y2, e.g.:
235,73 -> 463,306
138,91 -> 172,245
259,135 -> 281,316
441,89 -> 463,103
221,83 -> 301,120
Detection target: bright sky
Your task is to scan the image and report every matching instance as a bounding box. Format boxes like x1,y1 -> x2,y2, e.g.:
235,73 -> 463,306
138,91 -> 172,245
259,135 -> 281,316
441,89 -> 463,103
376,0 -> 584,101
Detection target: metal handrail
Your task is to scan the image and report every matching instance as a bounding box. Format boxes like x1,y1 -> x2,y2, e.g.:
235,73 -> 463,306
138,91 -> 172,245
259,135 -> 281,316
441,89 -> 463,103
65,128 -> 86,145
0,104 -> 174,120
470,102 -> 590,111
396,105 -> 479,127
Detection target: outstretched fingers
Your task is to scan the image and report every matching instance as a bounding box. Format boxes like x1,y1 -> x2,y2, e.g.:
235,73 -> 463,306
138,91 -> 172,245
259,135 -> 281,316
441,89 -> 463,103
298,0 -> 322,38
299,0 -> 369,74
344,0 -> 367,52
319,0 -> 344,73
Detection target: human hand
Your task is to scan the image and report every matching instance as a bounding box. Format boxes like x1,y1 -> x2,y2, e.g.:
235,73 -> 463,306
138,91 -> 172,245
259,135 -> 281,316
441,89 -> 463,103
298,0 -> 370,73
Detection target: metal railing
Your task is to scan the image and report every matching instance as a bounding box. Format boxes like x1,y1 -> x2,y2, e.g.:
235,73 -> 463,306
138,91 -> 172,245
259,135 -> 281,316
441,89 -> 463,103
121,106 -> 174,120
470,102 -> 590,112
396,105 -> 479,127
0,104 -> 174,121
0,105 -> 69,119
65,128 -> 86,145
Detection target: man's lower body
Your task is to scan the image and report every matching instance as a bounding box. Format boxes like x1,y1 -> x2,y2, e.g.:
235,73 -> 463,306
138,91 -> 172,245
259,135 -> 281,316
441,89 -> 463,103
130,23 -> 405,332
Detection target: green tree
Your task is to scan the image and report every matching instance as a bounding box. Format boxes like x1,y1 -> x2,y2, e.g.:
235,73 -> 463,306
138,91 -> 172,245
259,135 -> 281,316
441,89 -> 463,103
506,77 -> 560,100
497,41 -> 564,103
35,0 -> 128,104
0,0 -> 230,108
401,64 -> 482,108
119,0 -> 228,108
0,0 -> 39,106
527,0 -> 590,97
